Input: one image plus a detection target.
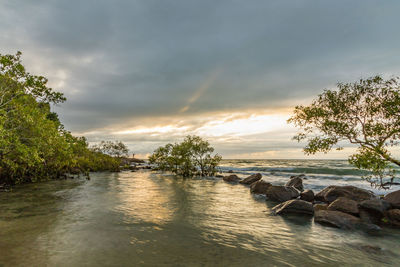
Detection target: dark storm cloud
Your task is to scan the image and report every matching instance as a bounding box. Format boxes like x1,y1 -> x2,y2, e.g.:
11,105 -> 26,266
1,0 -> 400,156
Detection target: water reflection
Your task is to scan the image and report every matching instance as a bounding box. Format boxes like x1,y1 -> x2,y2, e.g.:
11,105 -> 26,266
115,171 -> 174,225
0,171 -> 400,266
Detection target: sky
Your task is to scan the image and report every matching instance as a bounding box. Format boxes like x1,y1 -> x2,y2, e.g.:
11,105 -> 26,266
1,0 -> 400,159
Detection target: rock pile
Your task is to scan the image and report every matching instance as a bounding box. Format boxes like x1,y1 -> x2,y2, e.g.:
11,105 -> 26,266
222,172 -> 400,231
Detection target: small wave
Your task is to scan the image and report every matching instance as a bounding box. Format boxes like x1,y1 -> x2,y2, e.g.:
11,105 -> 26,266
219,166 -> 367,176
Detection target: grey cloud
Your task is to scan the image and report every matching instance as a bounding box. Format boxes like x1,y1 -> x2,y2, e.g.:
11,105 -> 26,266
1,0 -> 400,156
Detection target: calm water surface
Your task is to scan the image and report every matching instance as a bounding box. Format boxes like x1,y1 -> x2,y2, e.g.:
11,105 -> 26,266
1,166 -> 400,266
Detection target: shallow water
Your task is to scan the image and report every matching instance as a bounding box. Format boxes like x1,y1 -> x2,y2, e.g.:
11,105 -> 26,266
1,169 -> 400,266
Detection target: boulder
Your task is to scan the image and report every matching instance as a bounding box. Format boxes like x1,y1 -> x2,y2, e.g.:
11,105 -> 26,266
358,199 -> 391,216
285,176 -> 304,192
223,175 -> 241,183
327,197 -> 359,215
314,203 -> 328,211
300,189 -> 314,202
386,209 -> 400,227
315,185 -> 376,203
239,173 -> 262,185
357,199 -> 391,225
384,190 -> 400,208
272,199 -> 314,215
314,210 -> 361,230
250,180 -> 272,194
266,186 -> 300,202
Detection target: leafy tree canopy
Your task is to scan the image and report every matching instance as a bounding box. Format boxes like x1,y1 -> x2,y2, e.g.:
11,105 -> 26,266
149,135 -> 222,177
0,51 -> 121,185
91,140 -> 129,158
288,75 -> 400,188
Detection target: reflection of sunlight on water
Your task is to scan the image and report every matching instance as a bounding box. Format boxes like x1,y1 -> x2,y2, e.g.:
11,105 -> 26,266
183,179 -> 349,263
115,171 -> 174,225
185,181 -> 297,253
2,171 -> 400,266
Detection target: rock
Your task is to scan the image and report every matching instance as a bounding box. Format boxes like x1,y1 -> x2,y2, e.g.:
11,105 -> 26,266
239,173 -> 262,185
315,185 -> 376,203
250,180 -> 272,194
272,199 -> 314,215
285,176 -> 304,192
227,170 -> 234,173
360,223 -> 382,233
357,199 -> 391,225
357,244 -> 384,254
215,174 -> 224,178
314,210 -> 361,230
266,186 -> 300,202
223,174 -> 241,183
327,197 -> 359,215
384,190 -> 400,208
314,203 -> 328,211
359,210 -> 379,225
290,174 -> 306,179
314,186 -> 334,201
358,199 -> 391,216
386,209 -> 400,227
128,165 -> 138,171
300,189 -> 314,202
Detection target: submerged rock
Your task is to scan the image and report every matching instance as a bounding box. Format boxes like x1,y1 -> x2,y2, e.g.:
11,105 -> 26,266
240,173 -> 262,185
285,175 -> 304,192
223,174 -> 241,183
300,189 -> 314,202
250,180 -> 271,194
356,244 -> 384,254
315,185 -> 376,203
328,197 -> 359,216
384,190 -> 400,208
272,199 -> 314,215
386,209 -> 400,227
314,210 -> 361,230
266,186 -> 299,202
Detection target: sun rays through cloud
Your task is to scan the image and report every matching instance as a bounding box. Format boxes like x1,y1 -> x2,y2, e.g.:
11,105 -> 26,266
180,68 -> 222,113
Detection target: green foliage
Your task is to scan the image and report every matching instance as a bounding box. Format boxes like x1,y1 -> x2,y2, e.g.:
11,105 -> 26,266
91,140 -> 129,158
288,75 -> 400,188
149,135 -> 222,177
0,51 -> 121,185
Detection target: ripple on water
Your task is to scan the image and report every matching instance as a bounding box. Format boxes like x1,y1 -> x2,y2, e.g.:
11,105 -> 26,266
0,170 -> 400,266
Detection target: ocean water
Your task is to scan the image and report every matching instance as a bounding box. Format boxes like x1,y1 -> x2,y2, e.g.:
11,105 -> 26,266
1,160 -> 400,266
219,159 -> 400,195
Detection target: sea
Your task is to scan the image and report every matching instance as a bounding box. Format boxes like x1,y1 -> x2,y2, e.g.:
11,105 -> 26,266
1,159 -> 400,266
219,159 -> 400,195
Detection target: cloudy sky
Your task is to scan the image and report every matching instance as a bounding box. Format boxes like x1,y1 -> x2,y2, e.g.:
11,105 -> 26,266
1,0 -> 400,158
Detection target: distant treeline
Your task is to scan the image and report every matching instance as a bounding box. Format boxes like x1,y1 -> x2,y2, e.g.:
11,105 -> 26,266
0,52 -> 127,185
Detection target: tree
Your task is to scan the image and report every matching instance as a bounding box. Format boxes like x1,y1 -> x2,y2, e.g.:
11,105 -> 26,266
149,135 -> 222,177
0,51 -> 121,185
91,140 -> 129,158
288,75 -> 400,188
